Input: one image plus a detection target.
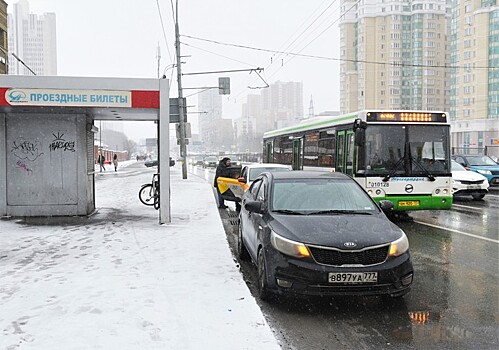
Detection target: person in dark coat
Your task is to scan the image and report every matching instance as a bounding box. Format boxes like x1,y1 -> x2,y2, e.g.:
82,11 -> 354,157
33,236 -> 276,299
98,154 -> 106,172
214,157 -> 231,209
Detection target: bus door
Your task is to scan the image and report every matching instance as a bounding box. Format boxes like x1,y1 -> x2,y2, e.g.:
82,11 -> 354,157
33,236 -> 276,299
336,130 -> 355,175
292,138 -> 303,170
265,141 -> 273,163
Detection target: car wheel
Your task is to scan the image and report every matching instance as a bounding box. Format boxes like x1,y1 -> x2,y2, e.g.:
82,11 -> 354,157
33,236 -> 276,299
257,249 -> 273,301
237,222 -> 250,262
472,194 -> 485,200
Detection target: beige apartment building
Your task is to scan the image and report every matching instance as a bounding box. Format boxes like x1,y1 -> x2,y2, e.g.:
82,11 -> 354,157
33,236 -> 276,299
340,0 -> 451,113
0,0 -> 7,74
450,0 -> 499,155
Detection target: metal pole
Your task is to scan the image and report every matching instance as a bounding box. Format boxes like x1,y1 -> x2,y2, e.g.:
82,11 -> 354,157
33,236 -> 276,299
175,0 -> 188,179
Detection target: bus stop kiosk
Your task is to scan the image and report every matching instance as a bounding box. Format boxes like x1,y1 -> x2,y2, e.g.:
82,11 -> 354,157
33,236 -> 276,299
0,76 -> 172,224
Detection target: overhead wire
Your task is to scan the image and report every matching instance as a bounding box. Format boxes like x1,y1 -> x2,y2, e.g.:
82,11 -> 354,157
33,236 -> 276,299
181,35 -> 498,70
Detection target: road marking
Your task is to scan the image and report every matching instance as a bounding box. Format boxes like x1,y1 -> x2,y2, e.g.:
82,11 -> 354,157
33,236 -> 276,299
414,220 -> 499,244
452,203 -> 482,211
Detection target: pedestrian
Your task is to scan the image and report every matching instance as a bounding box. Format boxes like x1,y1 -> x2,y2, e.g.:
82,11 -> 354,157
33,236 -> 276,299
214,157 -> 231,209
113,154 -> 119,172
98,154 -> 106,172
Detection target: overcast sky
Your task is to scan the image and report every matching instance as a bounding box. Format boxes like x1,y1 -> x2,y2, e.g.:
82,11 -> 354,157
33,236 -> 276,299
6,0 -> 341,139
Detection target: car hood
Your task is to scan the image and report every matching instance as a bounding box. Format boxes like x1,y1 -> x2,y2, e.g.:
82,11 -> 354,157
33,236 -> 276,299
470,165 -> 499,171
268,213 -> 403,249
452,170 -> 487,181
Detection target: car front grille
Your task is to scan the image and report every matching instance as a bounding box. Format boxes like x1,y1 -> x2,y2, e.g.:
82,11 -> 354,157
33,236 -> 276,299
461,180 -> 484,185
308,245 -> 389,266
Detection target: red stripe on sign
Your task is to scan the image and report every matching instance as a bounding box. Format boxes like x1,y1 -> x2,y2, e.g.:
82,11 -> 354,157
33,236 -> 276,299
132,90 -> 160,108
0,88 -> 10,106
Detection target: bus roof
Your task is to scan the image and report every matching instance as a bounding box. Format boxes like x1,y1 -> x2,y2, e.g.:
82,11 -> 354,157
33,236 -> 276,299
263,109 -> 448,139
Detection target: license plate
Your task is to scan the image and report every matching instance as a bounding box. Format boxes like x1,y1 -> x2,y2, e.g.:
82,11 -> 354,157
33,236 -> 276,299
399,200 -> 420,207
467,185 -> 480,190
328,272 -> 378,284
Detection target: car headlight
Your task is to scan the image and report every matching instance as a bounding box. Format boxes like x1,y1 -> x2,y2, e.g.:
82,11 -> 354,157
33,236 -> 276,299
270,230 -> 310,258
477,170 -> 492,175
388,233 -> 409,257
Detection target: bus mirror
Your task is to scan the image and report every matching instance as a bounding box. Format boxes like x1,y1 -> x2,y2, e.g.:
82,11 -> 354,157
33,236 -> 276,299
353,118 -> 367,131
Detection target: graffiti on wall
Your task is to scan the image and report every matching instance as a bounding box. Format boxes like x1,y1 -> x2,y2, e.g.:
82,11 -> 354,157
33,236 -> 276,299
10,137 -> 44,175
49,132 -> 76,153
15,160 -> 33,175
11,137 -> 44,161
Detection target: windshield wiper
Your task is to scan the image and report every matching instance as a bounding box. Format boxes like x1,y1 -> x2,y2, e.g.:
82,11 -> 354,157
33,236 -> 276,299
307,210 -> 373,215
272,209 -> 305,215
382,156 -> 406,182
410,157 -> 435,181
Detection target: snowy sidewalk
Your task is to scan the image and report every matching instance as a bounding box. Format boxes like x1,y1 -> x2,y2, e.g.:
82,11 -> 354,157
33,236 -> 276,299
0,164 -> 280,349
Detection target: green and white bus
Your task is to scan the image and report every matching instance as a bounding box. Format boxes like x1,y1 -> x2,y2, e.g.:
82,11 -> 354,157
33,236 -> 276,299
263,110 -> 452,211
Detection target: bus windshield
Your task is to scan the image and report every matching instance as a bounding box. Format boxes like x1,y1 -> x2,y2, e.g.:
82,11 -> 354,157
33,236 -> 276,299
362,125 -> 450,177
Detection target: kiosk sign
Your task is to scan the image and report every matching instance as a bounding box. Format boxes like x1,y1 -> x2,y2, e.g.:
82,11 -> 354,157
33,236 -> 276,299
5,88 -> 132,107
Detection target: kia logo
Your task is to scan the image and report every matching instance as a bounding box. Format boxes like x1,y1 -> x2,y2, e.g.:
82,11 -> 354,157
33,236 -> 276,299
405,184 -> 414,193
344,242 -> 357,248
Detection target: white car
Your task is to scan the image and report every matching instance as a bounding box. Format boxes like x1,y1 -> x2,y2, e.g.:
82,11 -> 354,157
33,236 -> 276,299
451,160 -> 489,200
239,163 -> 291,186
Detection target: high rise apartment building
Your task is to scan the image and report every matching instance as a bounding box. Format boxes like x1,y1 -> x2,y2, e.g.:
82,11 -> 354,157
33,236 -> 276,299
7,0 -> 57,75
0,0 -> 7,74
340,0 -> 451,113
262,81 -> 304,129
198,89 -> 224,151
450,0 -> 499,152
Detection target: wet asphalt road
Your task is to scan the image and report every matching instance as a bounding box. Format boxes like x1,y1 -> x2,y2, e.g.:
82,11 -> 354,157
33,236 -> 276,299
192,166 -> 499,350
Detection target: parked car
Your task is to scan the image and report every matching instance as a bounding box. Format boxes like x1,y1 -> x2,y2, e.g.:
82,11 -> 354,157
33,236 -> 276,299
239,163 -> 291,186
144,157 -> 175,167
237,171 -> 414,301
203,156 -> 218,168
451,160 -> 489,200
451,155 -> 499,186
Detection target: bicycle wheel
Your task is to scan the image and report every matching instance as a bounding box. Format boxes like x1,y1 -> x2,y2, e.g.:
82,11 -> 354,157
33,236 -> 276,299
139,184 -> 155,206
153,187 -> 160,210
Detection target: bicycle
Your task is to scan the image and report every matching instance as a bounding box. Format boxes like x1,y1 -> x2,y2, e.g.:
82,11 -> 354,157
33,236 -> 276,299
138,173 -> 160,209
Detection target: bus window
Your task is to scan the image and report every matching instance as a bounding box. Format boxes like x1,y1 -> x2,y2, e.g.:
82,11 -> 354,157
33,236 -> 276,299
318,131 -> 335,167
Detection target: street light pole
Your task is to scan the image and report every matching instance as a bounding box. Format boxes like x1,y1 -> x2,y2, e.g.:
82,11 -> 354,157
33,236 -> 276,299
175,0 -> 188,179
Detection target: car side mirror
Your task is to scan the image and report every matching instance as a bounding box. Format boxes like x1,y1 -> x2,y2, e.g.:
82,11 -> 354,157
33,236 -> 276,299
237,177 -> 247,184
244,200 -> 264,214
379,200 -> 394,213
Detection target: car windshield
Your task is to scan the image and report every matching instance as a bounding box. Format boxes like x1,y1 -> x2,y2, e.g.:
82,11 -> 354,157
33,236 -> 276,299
272,179 -> 377,213
451,161 -> 466,171
249,167 -> 289,181
465,156 -> 497,166
205,156 -> 218,162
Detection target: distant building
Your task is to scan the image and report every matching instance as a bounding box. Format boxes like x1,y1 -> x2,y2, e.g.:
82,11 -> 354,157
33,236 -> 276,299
339,0 -> 451,113
262,81 -> 304,129
7,0 -> 57,75
197,89 -> 234,152
449,0 -> 499,156
240,81 -> 303,152
0,0 -> 7,74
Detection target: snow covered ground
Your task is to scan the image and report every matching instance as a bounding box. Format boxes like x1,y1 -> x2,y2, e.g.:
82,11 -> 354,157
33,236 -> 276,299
0,162 -> 280,349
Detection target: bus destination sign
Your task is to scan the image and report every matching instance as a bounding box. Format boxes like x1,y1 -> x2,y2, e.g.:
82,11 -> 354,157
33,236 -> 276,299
366,112 -> 447,123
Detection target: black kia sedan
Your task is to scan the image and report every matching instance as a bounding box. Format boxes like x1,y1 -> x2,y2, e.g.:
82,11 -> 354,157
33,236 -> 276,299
237,171 -> 414,301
